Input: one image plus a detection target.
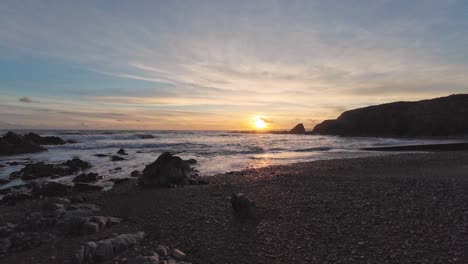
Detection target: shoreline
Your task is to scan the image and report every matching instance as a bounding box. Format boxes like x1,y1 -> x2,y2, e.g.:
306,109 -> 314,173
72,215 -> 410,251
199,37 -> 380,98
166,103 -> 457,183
1,151 -> 467,263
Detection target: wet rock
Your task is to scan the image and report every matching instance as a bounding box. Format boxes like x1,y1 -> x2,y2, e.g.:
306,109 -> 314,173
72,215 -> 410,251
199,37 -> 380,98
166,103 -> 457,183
11,158 -> 91,180
186,159 -> 197,165
135,134 -> 155,139
73,183 -> 104,192
93,154 -> 108,158
231,193 -> 257,219
131,170 -> 141,177
0,178 -> 10,185
73,173 -> 102,183
172,249 -> 186,260
75,231 -> 145,264
289,123 -> 306,134
0,163 -> 5,168
111,178 -> 131,185
138,152 -> 195,187
111,156 -> 125,162
117,148 -> 127,155
23,132 -> 65,145
0,192 -> 32,205
156,245 -> 168,257
32,181 -> 73,197
0,132 -> 46,156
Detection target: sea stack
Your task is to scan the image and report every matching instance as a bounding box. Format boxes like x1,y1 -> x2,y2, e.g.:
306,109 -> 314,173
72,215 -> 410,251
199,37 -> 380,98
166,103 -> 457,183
289,123 -> 306,134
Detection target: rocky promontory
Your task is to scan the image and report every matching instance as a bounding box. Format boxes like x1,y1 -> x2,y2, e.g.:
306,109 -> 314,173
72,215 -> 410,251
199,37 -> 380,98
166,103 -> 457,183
0,132 -> 69,156
312,94 -> 468,137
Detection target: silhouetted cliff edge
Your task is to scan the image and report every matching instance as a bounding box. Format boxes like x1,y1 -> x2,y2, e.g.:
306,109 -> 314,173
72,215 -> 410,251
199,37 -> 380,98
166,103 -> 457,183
312,94 -> 468,137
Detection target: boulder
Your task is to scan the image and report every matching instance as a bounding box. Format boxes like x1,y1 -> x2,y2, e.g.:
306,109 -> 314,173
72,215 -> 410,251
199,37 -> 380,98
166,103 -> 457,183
111,156 -> 125,162
117,148 -> 127,155
32,181 -> 73,197
75,232 -> 145,264
11,158 -> 91,180
73,173 -> 101,183
135,134 -> 155,139
231,193 -> 257,219
23,132 -> 65,145
130,170 -> 141,177
131,253 -> 160,264
0,132 -> 46,156
312,94 -> 468,137
289,123 -> 306,134
138,152 -> 195,186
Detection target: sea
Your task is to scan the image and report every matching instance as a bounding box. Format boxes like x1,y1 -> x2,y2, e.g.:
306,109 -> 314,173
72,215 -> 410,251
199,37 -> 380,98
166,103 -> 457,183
0,130 -> 463,190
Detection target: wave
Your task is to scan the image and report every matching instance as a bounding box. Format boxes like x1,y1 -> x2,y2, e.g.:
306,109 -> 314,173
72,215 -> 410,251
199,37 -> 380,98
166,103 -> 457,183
293,147 -> 332,152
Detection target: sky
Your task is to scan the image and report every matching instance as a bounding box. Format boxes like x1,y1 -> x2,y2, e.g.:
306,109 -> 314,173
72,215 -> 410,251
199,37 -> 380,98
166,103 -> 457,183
0,0 -> 467,130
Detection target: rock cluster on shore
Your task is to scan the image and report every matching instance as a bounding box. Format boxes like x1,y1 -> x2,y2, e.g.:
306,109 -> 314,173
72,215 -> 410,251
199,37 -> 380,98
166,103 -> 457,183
0,132 -> 70,156
10,158 -> 92,180
313,94 -> 468,137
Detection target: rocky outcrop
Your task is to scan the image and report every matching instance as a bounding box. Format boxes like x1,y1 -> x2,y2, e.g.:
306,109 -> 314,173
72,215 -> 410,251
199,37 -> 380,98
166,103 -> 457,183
138,152 -> 195,187
75,232 -> 145,264
23,132 -> 66,145
231,193 -> 257,219
73,183 -> 104,192
117,148 -> 127,155
289,123 -> 306,134
10,158 -> 91,180
312,94 -> 468,137
111,156 -> 125,162
0,132 -> 46,156
73,173 -> 101,183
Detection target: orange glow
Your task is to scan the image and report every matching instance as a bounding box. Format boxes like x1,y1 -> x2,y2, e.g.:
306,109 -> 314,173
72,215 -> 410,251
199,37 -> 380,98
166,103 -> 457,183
253,117 -> 267,129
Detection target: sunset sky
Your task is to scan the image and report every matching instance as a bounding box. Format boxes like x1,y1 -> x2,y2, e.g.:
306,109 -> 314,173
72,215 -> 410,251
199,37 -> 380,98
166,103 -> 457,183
0,0 -> 467,130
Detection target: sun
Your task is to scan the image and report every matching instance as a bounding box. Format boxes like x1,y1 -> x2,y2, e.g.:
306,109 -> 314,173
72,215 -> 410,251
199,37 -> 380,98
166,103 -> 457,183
253,117 -> 267,129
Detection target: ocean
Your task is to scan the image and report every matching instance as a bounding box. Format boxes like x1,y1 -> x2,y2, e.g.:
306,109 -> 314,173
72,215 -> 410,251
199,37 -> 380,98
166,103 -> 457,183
0,130 -> 462,190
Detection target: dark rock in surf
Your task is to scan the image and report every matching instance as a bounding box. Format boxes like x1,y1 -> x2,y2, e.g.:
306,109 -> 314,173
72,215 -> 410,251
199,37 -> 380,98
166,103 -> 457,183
117,148 -> 127,155
73,173 -> 102,183
23,132 -> 66,145
10,158 -> 91,180
289,123 -> 306,134
312,94 -> 468,137
111,156 -> 125,162
231,193 -> 257,219
130,170 -> 140,177
138,152 -> 195,187
186,158 -> 197,165
135,134 -> 155,139
0,132 -> 46,156
32,181 -> 73,197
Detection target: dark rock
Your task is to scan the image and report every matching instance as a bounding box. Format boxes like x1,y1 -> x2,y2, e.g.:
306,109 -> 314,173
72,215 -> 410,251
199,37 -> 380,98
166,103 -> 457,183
231,193 -> 257,219
135,134 -> 155,139
11,158 -> 91,180
73,173 -> 101,183
93,154 -> 108,158
0,192 -> 32,205
8,161 -> 19,166
186,158 -> 197,165
32,181 -> 73,197
312,94 -> 468,137
111,156 -> 125,162
289,123 -> 306,134
131,253 -> 160,264
130,170 -> 141,177
111,178 -> 131,184
117,148 -> 127,155
73,183 -> 104,192
75,232 -> 145,264
23,132 -> 65,145
66,139 -> 78,144
0,163 -> 5,168
138,152 -> 195,186
0,132 -> 46,156
156,245 -> 168,257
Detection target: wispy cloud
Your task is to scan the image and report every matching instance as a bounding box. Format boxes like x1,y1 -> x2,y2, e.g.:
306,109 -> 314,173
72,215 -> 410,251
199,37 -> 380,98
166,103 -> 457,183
19,96 -> 39,103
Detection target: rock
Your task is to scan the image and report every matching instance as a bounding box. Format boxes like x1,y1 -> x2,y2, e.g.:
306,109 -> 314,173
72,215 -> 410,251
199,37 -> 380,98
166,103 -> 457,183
172,249 -> 186,260
32,181 -> 73,197
0,192 -> 32,205
138,152 -> 195,187
111,156 -> 125,162
75,232 -> 145,264
131,253 -> 159,264
11,158 -> 91,180
186,159 -> 197,165
156,245 -> 168,257
131,170 -> 141,177
23,132 -> 66,145
73,173 -> 102,183
231,193 -> 257,219
81,222 -> 100,235
73,183 -> 104,192
0,163 -> 5,168
312,94 -> 468,137
93,154 -> 108,158
289,123 -> 306,134
0,132 -> 46,156
111,178 -> 131,184
135,134 -> 155,139
117,148 -> 127,155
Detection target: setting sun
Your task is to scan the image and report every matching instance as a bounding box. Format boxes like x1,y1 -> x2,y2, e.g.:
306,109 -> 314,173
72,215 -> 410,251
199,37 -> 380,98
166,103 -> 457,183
254,117 -> 267,129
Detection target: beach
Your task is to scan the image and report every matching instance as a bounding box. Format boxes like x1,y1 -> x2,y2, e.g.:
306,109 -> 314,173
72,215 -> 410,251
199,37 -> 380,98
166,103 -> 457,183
1,151 -> 466,263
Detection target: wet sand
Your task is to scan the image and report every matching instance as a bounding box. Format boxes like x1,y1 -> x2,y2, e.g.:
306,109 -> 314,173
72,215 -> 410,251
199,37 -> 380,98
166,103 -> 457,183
1,151 -> 467,263
362,142 -> 468,152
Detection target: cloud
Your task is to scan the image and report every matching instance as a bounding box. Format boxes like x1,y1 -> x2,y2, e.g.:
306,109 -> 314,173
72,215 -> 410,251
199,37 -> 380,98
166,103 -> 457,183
19,96 -> 39,103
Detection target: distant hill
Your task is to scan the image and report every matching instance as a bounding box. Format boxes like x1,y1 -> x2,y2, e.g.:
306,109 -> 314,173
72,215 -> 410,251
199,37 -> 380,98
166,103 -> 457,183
312,94 -> 468,137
